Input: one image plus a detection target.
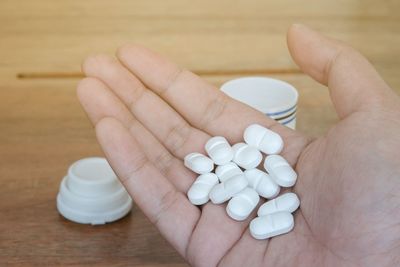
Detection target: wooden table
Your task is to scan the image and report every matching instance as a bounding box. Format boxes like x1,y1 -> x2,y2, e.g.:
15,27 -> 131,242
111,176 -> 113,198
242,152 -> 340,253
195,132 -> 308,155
1,1 -> 399,266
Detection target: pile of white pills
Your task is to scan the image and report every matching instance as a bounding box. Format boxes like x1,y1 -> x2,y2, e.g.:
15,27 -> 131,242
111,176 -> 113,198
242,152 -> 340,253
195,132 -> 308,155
184,124 -> 300,240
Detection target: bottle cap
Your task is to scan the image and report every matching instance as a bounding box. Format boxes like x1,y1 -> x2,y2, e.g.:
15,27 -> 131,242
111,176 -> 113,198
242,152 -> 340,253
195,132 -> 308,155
57,157 -> 132,225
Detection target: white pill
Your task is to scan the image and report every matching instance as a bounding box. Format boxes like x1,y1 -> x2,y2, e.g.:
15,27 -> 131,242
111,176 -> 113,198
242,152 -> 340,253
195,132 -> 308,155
244,169 -> 280,199
250,212 -> 294,240
232,143 -> 262,170
264,155 -> 297,187
187,173 -> 219,205
209,174 -> 248,204
257,192 -> 300,216
184,152 -> 214,174
226,188 -> 260,221
205,136 -> 234,165
215,162 -> 243,182
244,124 -> 284,155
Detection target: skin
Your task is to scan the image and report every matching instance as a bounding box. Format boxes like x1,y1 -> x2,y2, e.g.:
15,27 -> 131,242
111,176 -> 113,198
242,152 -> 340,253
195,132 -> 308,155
77,24 -> 400,266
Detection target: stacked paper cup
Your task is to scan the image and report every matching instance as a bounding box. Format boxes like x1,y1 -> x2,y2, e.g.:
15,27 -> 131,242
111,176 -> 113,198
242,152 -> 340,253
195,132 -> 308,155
220,77 -> 298,129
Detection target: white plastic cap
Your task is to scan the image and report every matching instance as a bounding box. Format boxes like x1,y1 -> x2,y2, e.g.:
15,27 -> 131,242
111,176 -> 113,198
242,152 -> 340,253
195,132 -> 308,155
57,157 -> 132,225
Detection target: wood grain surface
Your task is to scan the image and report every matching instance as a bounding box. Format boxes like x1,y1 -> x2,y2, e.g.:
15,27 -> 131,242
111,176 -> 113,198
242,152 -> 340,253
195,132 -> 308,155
0,0 -> 399,266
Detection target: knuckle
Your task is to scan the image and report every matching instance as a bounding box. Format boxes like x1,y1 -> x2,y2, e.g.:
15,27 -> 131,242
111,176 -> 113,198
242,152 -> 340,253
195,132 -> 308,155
121,156 -> 149,184
165,122 -> 191,155
200,93 -> 228,130
153,189 -> 180,226
153,151 -> 175,176
161,67 -> 185,96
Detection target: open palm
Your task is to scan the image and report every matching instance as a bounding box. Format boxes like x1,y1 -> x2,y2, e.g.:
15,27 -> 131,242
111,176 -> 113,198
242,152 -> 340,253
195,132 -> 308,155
77,25 -> 400,267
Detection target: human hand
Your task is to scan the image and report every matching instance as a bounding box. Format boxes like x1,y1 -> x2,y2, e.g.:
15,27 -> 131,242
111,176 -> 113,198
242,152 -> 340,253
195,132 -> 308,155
77,24 -> 400,267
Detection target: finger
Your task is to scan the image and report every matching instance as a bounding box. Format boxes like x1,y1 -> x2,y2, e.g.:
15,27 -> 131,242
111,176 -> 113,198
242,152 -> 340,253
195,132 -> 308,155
82,54 -> 209,159
217,229 -> 268,267
77,77 -> 195,192
116,45 -> 309,164
287,23 -> 394,118
78,74 -> 268,262
186,204 -> 256,267
79,77 -> 254,264
95,117 -> 200,256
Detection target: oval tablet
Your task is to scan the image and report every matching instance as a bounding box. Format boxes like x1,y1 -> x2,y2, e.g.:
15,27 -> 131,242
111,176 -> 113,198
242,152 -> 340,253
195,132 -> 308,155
264,155 -> 297,187
244,124 -> 284,155
250,212 -> 294,240
215,162 -> 243,182
209,174 -> 248,204
244,169 -> 280,199
257,192 -> 300,216
205,136 -> 234,165
232,143 -> 262,170
226,187 -> 260,221
187,173 -> 219,205
184,152 -> 214,174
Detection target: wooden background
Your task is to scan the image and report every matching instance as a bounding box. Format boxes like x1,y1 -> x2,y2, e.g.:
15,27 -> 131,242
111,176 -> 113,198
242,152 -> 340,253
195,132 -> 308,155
0,0 -> 399,266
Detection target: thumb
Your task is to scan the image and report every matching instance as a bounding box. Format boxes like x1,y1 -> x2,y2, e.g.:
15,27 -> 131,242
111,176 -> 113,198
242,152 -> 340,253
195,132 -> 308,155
287,24 -> 394,119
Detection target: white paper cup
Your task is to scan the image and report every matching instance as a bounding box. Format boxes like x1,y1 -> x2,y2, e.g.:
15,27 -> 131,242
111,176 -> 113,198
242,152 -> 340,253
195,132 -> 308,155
220,77 -> 298,129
